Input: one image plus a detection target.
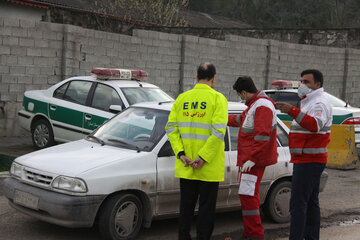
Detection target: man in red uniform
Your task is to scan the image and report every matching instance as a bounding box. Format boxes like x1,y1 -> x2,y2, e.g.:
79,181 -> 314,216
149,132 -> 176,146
228,76 -> 278,240
277,69 -> 332,240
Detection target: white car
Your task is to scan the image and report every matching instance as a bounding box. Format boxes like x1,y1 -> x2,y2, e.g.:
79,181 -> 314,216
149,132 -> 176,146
18,68 -> 174,149
4,101 -> 327,240
264,80 -> 360,148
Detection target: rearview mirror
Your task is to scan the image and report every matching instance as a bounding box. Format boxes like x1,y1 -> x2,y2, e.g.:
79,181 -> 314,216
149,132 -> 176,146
109,105 -> 122,113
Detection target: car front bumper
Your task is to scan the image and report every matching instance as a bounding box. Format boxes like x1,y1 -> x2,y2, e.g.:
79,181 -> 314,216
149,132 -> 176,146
2,177 -> 106,228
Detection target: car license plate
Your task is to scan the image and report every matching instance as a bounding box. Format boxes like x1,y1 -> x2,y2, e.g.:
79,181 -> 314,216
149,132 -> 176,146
14,190 -> 39,210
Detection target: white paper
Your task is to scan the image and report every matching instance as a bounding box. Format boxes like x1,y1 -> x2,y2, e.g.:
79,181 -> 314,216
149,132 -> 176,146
238,173 -> 258,196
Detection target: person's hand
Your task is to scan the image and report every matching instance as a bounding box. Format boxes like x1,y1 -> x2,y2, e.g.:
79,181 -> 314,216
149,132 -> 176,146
180,155 -> 192,167
276,102 -> 293,114
241,160 -> 255,172
191,157 -> 205,169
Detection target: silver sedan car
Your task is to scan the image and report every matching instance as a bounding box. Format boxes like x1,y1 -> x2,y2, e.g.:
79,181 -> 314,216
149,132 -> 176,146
3,101 -> 327,240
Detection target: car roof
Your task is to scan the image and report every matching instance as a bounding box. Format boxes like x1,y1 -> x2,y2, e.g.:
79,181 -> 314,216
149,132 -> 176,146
65,76 -> 160,88
131,101 -> 248,112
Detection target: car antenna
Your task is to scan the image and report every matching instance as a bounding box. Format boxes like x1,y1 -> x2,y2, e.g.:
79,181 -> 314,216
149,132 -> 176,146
133,79 -> 143,87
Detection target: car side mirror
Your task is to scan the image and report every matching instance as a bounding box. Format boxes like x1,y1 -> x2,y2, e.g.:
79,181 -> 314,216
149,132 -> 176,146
158,141 -> 175,157
109,105 -> 122,113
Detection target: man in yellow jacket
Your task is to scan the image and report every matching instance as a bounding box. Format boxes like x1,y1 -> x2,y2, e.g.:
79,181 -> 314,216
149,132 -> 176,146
166,62 -> 228,240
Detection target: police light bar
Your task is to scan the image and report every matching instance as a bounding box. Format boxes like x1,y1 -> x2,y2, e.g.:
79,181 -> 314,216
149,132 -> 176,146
272,80 -> 300,90
91,68 -> 148,81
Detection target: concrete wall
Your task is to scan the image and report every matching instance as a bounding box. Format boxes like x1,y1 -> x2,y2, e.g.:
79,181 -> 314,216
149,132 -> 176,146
1,17 -> 360,137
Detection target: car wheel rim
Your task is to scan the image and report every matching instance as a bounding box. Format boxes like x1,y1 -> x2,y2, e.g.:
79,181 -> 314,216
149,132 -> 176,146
34,124 -> 49,147
114,201 -> 139,237
273,186 -> 291,217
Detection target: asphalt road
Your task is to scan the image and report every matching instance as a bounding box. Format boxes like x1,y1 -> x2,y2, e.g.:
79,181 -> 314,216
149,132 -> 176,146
1,167 -> 360,240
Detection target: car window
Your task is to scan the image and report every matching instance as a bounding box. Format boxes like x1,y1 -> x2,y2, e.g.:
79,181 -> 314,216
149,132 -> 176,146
121,87 -> 173,105
92,107 -> 169,151
264,91 -> 276,100
224,130 -> 229,151
229,126 -> 239,151
53,82 -> 69,99
277,124 -> 289,147
91,84 -> 125,112
56,81 -> 92,105
275,92 -> 300,107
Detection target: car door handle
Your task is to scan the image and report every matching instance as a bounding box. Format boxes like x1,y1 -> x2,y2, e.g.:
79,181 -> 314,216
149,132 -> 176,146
85,114 -> 92,120
50,105 -> 57,111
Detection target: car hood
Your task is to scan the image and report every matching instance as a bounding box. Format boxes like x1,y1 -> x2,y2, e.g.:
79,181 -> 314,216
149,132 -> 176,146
15,139 -> 143,176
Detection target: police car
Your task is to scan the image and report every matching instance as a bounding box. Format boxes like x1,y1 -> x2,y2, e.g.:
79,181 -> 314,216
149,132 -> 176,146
264,80 -> 360,148
4,101 -> 328,240
18,68 -> 174,149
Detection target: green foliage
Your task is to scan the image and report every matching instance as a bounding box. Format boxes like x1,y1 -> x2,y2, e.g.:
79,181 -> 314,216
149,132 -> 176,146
189,0 -> 360,28
94,0 -> 189,26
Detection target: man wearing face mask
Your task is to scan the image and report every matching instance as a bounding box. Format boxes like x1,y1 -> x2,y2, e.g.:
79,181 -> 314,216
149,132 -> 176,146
228,76 -> 277,240
277,69 -> 332,240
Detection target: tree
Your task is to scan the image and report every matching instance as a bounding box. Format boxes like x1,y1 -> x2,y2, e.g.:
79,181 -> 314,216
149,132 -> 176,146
189,0 -> 360,28
94,0 -> 189,27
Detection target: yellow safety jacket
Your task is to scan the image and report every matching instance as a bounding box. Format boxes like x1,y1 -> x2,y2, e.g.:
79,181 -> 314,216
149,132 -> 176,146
165,84 -> 228,182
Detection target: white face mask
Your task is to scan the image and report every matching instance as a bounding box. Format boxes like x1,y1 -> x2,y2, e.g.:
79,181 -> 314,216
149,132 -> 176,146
298,84 -> 313,98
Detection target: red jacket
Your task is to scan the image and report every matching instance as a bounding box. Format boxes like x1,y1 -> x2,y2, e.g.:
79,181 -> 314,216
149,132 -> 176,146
287,88 -> 332,164
228,91 -> 278,167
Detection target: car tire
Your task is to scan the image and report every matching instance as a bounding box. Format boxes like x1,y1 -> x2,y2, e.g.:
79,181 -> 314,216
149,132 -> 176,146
31,119 -> 55,149
98,193 -> 143,240
264,180 -> 291,223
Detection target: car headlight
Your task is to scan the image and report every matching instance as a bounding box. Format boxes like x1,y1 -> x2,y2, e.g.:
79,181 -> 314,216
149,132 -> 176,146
52,176 -> 87,193
10,162 -> 23,178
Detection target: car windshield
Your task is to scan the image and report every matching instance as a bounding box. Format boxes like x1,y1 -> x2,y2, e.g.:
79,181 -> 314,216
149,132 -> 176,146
121,87 -> 173,105
90,107 -> 169,151
324,92 -> 347,107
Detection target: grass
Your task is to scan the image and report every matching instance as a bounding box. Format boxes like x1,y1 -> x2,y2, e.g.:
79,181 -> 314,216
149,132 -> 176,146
0,154 -> 15,172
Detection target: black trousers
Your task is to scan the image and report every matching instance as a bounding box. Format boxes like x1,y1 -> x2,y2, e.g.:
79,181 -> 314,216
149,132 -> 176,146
178,178 -> 219,240
289,163 -> 326,240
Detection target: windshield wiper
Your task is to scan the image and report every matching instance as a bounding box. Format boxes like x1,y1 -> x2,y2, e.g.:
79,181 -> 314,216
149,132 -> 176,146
86,135 -> 105,146
108,138 -> 141,152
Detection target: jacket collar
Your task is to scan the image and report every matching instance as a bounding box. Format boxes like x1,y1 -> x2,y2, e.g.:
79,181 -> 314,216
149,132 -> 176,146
245,90 -> 263,107
302,87 -> 324,101
194,83 -> 213,90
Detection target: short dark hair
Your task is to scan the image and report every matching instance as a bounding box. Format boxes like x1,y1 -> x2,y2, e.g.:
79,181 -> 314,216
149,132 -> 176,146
197,62 -> 216,81
301,69 -> 323,87
233,76 -> 258,94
